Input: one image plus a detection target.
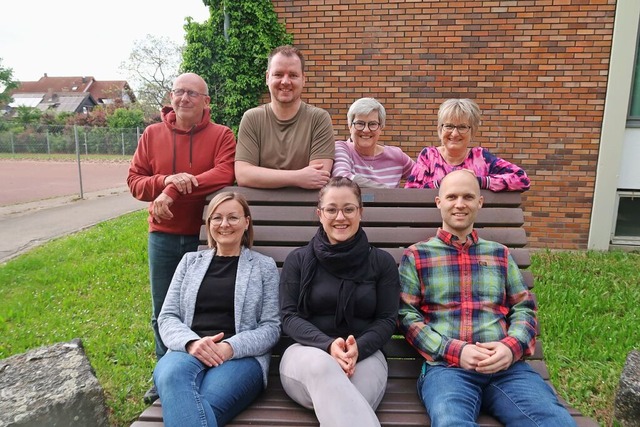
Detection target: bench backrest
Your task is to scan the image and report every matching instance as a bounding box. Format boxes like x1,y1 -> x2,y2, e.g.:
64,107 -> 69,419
202,186 -> 531,287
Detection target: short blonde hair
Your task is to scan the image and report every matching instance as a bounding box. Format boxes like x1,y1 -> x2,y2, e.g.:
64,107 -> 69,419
437,99 -> 482,135
205,192 -> 253,249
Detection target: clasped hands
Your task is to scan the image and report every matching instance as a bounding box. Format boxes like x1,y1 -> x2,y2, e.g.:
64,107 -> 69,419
186,332 -> 234,367
298,164 -> 330,190
329,335 -> 358,377
459,341 -> 513,374
152,173 -> 199,223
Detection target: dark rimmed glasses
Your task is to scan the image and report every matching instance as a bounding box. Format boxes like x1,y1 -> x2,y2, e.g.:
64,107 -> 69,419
441,124 -> 471,134
352,121 -> 381,131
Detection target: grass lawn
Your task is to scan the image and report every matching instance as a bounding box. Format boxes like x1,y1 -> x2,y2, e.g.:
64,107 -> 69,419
0,211 -> 638,426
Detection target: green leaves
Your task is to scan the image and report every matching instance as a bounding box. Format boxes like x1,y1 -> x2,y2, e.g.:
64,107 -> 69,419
106,108 -> 145,129
182,0 -> 293,133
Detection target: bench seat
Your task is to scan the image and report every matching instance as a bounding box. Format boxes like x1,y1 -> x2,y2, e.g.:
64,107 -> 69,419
131,187 -> 597,427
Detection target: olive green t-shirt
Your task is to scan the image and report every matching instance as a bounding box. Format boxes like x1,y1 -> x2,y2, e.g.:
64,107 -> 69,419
235,102 -> 335,170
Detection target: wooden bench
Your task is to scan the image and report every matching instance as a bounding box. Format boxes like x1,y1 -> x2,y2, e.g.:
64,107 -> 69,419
132,186 -> 597,427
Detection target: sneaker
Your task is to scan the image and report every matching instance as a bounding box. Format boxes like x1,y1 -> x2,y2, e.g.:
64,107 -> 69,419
143,384 -> 159,404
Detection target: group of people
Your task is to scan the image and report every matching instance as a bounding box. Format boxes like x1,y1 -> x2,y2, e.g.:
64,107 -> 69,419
127,44 -> 572,427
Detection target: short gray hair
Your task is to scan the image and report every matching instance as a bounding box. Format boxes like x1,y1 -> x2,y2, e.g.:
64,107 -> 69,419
437,99 -> 482,134
347,97 -> 386,128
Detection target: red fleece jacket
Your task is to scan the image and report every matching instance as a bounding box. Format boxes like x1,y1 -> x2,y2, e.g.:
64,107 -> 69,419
127,106 -> 236,235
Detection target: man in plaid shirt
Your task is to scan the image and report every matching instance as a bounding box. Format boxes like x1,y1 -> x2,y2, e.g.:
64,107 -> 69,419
398,169 -> 575,426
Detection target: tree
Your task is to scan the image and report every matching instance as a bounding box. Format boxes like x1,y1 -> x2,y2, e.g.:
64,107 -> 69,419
15,106 -> 42,126
107,107 -> 145,129
120,35 -> 184,109
183,0 -> 292,132
0,58 -> 19,107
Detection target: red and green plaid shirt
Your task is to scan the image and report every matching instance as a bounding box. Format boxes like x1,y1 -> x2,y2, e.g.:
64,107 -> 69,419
398,228 -> 537,367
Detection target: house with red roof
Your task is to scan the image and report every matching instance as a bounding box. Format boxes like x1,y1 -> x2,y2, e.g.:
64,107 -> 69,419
8,74 -> 136,114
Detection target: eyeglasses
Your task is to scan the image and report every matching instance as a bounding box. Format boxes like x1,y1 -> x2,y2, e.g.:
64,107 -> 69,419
352,121 -> 380,131
171,88 -> 208,98
318,204 -> 360,219
441,124 -> 471,134
209,215 -> 243,226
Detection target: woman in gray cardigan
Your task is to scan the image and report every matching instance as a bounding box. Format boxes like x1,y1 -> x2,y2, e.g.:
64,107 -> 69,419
153,192 -> 280,427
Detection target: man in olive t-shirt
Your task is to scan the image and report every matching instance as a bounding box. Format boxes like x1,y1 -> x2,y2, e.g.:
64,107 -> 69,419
235,45 -> 334,189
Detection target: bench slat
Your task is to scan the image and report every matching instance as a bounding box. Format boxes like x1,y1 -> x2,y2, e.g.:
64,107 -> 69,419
238,226 -> 529,247
208,187 -> 523,208
247,205 -> 524,227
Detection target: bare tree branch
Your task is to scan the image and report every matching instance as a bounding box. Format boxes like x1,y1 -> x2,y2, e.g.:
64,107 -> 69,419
119,35 -> 184,109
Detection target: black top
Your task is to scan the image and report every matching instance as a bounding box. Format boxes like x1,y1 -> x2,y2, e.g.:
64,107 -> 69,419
279,227 -> 400,361
191,255 -> 239,339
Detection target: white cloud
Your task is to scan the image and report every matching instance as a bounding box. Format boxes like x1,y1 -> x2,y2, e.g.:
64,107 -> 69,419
1,0 -> 210,83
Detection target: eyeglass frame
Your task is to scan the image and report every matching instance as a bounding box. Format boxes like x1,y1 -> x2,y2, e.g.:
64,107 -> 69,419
171,88 -> 209,98
208,214 -> 246,226
351,121 -> 381,131
441,123 -> 472,134
317,204 -> 361,219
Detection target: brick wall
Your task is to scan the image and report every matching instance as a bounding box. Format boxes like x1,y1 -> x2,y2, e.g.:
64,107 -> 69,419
270,0 -> 617,249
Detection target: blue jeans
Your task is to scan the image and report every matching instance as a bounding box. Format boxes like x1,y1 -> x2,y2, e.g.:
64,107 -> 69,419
148,232 -> 199,359
417,361 -> 577,427
154,351 -> 263,427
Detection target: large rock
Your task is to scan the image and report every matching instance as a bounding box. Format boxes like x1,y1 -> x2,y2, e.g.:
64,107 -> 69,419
0,339 -> 109,427
615,349 -> 640,427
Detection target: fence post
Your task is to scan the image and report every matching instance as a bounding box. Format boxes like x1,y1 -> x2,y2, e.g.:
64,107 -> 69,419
121,131 -> 125,156
84,132 -> 88,155
46,128 -> 51,154
11,131 -> 15,154
74,125 -> 84,199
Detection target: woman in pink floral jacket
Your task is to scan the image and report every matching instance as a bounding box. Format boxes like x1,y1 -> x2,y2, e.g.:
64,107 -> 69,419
404,99 -> 530,192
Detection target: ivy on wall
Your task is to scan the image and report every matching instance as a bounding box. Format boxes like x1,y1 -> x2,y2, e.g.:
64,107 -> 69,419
183,0 -> 292,134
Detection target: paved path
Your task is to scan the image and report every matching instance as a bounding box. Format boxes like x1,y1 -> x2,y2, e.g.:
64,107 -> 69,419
0,160 -> 147,264
0,186 -> 147,263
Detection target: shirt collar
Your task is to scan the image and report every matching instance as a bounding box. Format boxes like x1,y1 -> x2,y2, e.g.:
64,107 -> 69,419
436,228 -> 479,247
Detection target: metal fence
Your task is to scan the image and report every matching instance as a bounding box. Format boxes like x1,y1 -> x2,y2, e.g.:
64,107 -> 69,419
0,125 -> 143,156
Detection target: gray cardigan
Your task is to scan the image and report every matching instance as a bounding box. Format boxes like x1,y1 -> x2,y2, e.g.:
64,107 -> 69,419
158,246 -> 281,387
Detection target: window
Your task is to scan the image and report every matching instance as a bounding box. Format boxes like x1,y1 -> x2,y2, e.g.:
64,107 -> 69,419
612,191 -> 640,245
629,27 -> 640,124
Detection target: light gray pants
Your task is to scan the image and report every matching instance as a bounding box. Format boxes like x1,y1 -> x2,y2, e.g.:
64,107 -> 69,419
279,343 -> 387,427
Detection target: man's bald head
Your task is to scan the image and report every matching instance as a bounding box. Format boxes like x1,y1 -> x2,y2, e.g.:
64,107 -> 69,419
438,169 -> 480,197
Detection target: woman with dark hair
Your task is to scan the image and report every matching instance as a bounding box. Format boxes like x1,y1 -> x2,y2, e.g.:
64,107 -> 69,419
279,177 -> 400,427
154,192 -> 280,427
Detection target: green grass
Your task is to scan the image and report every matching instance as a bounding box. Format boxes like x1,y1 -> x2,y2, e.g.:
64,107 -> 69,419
532,250 -> 640,426
0,211 -> 153,426
0,153 -> 131,162
0,214 -> 637,426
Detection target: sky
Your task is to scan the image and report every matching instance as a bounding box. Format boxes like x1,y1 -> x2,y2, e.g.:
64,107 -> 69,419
1,0 -> 211,86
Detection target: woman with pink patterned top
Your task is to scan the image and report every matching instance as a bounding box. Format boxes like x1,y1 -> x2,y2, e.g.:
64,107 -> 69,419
404,99 -> 530,192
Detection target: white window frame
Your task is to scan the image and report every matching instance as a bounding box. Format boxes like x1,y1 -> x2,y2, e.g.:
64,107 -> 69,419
611,190 -> 640,245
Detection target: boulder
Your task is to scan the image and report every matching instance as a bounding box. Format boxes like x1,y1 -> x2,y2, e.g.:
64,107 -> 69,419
0,339 -> 109,427
615,349 -> 640,427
